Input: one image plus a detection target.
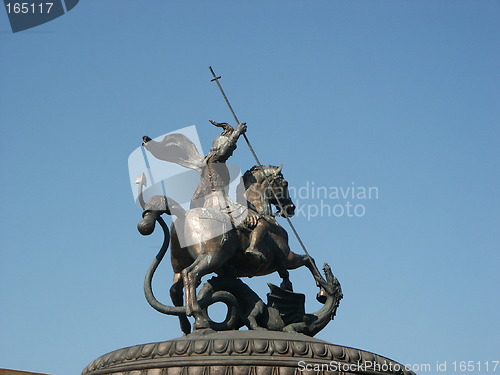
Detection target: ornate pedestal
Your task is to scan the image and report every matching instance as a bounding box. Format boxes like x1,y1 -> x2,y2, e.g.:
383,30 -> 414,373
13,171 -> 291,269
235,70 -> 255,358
101,110 -> 416,375
82,330 -> 414,375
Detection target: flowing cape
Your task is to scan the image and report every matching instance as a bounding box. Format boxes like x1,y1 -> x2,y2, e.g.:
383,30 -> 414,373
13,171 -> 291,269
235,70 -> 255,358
144,133 -> 205,173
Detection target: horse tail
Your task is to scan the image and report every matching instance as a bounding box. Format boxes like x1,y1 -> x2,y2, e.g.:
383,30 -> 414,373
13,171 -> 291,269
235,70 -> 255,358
138,196 -> 186,316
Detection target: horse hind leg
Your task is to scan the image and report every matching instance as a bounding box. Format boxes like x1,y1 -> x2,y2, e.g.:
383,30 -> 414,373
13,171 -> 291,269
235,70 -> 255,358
182,252 -> 231,330
181,255 -> 214,329
181,256 -> 203,317
170,272 -> 191,335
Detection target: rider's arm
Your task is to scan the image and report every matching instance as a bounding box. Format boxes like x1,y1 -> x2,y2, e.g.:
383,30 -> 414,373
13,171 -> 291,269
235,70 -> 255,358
217,123 -> 247,158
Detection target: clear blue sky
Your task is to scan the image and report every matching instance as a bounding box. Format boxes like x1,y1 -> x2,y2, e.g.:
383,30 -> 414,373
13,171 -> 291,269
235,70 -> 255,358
1,1 -> 499,374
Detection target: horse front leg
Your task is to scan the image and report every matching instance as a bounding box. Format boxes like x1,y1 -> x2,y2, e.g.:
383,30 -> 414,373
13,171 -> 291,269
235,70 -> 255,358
285,251 -> 328,303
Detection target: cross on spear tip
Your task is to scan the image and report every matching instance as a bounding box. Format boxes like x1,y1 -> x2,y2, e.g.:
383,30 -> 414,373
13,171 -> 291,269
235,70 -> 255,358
208,66 -> 324,280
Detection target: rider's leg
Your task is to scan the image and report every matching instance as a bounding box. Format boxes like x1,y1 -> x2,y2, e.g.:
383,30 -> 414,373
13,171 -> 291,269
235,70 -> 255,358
245,219 -> 269,261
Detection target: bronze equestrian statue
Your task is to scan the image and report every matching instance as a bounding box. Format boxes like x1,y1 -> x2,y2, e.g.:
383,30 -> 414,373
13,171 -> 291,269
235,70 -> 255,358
137,122 -> 340,334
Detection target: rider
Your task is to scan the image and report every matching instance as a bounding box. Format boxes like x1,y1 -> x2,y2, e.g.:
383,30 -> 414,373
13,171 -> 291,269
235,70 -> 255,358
192,121 -> 269,262
189,120 -> 245,211
143,120 -> 268,262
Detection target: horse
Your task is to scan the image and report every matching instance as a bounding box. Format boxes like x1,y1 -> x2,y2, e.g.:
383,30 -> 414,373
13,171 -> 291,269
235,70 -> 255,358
137,165 -> 327,333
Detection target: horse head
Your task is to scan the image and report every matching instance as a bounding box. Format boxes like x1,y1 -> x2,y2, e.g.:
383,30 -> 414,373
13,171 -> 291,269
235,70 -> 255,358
243,165 -> 296,218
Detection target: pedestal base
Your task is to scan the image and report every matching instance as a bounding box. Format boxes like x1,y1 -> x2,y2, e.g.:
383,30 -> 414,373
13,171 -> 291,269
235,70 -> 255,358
82,330 -> 414,375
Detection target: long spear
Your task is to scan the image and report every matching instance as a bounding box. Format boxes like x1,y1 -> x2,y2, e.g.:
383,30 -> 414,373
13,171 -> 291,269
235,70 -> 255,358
209,66 -> 322,278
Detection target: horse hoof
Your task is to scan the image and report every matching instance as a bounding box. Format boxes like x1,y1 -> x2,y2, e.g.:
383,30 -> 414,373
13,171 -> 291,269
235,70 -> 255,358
316,288 -> 328,304
251,326 -> 267,331
194,319 -> 211,330
190,327 -> 215,336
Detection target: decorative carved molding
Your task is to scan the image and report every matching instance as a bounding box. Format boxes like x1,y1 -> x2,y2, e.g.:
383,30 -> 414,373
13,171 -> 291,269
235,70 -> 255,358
82,331 -> 414,375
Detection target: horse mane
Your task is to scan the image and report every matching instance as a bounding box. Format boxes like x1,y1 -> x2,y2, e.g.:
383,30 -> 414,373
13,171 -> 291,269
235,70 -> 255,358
242,165 -> 279,186
242,166 -> 259,187
236,166 -> 257,204
237,165 -> 278,204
